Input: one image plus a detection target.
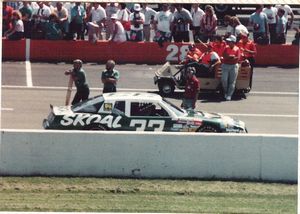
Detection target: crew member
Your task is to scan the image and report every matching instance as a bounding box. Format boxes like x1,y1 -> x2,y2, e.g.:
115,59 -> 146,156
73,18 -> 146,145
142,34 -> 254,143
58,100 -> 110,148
181,67 -> 200,111
197,43 -> 221,77
101,60 -> 120,93
185,43 -> 202,63
65,59 -> 90,105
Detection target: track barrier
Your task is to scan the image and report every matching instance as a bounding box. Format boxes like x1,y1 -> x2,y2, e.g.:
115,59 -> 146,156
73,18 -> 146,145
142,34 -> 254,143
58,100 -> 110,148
2,39 -> 299,66
0,129 -> 297,183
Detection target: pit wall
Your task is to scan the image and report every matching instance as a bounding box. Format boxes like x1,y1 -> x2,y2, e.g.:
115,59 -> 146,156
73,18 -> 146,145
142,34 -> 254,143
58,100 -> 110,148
2,39 -> 299,66
0,130 -> 297,183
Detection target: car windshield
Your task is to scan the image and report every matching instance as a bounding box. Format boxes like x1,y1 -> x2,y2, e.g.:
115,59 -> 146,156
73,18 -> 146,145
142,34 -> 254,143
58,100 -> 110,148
162,98 -> 186,117
71,95 -> 104,113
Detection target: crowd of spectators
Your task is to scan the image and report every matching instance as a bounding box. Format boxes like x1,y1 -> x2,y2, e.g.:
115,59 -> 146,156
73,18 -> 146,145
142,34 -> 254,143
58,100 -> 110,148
2,2 -> 299,45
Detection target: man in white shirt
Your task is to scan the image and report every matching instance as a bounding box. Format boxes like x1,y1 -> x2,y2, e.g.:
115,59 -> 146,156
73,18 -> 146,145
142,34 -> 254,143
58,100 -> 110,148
153,4 -> 172,46
190,4 -> 204,42
263,5 -> 277,44
141,4 -> 157,42
129,4 -> 145,41
105,3 -> 119,40
87,3 -> 106,42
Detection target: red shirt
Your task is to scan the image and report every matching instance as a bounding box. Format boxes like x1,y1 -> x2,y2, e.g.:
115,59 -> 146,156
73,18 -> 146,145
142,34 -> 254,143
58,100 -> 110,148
3,5 -> 13,30
222,45 -> 241,64
185,76 -> 200,99
186,48 -> 202,62
210,41 -> 226,57
237,39 -> 257,60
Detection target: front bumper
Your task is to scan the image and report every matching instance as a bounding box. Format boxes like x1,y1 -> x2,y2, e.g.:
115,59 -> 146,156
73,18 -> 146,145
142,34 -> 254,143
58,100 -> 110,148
43,119 -> 50,129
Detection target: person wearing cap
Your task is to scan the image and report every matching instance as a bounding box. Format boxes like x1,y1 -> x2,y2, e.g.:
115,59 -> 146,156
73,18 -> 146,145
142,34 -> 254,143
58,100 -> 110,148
181,67 -> 200,111
64,59 -> 90,105
101,60 -> 120,93
129,4 -> 145,41
221,35 -> 241,101
109,13 -> 126,43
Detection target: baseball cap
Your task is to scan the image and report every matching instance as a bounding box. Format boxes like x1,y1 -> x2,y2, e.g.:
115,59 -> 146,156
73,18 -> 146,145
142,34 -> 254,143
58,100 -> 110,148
133,4 -> 141,11
111,13 -> 118,19
225,35 -> 237,43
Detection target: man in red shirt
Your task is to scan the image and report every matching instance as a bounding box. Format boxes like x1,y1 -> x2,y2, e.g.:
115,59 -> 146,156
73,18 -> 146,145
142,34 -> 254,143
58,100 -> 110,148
184,43 -> 202,63
237,32 -> 257,89
2,2 -> 13,33
182,67 -> 200,111
221,35 -> 241,101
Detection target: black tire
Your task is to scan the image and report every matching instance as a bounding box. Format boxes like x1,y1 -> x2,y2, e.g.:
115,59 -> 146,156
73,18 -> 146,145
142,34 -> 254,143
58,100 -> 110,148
158,80 -> 175,96
197,125 -> 219,133
88,124 -> 107,131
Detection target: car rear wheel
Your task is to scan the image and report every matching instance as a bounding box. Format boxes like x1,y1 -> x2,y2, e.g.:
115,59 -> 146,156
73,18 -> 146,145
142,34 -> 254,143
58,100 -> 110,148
158,80 -> 175,96
197,125 -> 219,133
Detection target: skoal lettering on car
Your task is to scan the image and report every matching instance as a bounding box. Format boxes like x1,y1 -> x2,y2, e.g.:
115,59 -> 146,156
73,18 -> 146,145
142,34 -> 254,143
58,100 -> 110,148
60,114 -> 122,128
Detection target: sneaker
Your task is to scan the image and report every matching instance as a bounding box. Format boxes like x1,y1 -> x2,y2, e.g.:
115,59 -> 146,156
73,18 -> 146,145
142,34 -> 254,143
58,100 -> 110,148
226,96 -> 231,101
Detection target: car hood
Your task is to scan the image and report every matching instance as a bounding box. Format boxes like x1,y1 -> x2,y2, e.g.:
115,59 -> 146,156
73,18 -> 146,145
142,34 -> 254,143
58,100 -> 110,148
52,105 -> 73,116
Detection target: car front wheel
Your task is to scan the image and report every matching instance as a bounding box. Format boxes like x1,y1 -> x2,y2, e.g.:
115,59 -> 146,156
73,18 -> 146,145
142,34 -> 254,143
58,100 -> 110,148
197,125 -> 219,133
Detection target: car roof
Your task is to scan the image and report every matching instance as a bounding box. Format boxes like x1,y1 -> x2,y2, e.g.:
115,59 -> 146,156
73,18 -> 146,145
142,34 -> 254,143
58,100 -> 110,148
102,92 -> 163,102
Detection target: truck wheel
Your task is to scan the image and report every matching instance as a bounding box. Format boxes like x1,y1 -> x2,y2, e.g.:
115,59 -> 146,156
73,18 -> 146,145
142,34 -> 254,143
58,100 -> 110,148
158,80 -> 175,96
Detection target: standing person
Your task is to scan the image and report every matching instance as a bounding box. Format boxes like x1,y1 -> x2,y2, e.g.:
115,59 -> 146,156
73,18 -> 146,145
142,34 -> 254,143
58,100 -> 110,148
141,3 -> 157,42
249,4 -> 269,45
223,15 -> 233,38
129,4 -> 145,42
101,60 -> 120,93
86,2 -> 106,42
3,2 -> 13,34
19,1 -> 32,38
64,59 -> 90,105
275,8 -> 287,44
190,3 -> 205,43
181,67 -> 200,111
221,35 -> 241,101
4,10 -> 24,40
153,3 -> 172,46
53,2 -> 69,39
70,2 -> 86,40
200,5 -> 218,42
171,4 -> 192,42
237,32 -> 257,89
117,3 -> 130,40
263,5 -> 277,44
109,13 -> 126,43
105,3 -> 119,40
275,4 -> 294,33
231,16 -> 248,41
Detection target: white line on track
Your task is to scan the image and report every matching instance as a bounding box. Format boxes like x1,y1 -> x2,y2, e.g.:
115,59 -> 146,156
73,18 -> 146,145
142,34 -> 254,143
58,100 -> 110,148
25,39 -> 33,87
222,113 -> 298,118
1,108 -> 14,111
1,85 -> 299,96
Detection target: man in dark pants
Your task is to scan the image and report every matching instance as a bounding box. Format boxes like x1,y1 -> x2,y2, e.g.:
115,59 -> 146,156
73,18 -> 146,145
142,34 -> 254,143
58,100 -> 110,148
101,60 -> 120,93
65,59 -> 90,105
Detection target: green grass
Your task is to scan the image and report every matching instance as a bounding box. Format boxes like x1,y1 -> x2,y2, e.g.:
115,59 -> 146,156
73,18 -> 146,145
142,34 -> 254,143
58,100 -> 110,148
0,177 -> 297,213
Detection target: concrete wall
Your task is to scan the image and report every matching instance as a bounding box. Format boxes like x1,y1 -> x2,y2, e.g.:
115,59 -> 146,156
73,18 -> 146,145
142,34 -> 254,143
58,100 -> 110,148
0,130 -> 297,182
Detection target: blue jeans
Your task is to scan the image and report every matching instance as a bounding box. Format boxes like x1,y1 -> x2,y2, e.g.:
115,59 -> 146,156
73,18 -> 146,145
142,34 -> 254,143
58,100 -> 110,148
221,63 -> 239,98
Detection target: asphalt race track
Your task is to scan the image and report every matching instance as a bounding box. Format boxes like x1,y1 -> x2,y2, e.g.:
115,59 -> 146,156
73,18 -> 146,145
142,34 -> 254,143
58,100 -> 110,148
1,61 -> 298,134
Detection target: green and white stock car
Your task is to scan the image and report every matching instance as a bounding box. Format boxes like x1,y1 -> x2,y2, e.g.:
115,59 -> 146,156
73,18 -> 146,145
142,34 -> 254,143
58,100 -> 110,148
43,92 -> 247,133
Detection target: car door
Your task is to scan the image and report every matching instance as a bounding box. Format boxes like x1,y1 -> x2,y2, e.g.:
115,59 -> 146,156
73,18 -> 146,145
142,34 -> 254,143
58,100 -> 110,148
128,101 -> 173,131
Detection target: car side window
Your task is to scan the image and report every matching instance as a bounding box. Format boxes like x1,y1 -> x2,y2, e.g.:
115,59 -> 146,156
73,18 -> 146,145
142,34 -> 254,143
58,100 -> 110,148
130,102 -> 169,117
113,101 -> 126,115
